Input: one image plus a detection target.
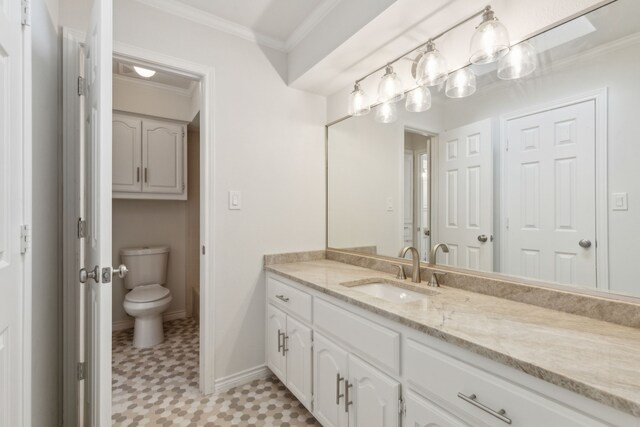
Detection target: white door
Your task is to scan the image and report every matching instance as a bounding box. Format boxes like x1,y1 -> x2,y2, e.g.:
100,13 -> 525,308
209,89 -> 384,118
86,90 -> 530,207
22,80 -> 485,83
285,316 -> 313,410
403,150 -> 414,247
142,119 -> 185,194
436,119 -> 493,271
82,0 -> 113,425
266,304 -> 287,381
504,100 -> 596,287
314,333 -> 349,427
347,355 -> 400,427
0,1 -> 27,425
112,114 -> 142,193
404,391 -> 471,427
415,150 -> 430,261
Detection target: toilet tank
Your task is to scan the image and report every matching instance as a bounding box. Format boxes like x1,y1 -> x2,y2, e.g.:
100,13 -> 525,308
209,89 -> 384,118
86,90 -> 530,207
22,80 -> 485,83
120,246 -> 170,289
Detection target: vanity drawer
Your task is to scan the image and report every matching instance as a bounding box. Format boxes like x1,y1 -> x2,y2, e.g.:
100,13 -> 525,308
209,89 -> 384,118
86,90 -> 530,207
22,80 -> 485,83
314,298 -> 400,375
267,275 -> 312,323
406,339 -> 608,427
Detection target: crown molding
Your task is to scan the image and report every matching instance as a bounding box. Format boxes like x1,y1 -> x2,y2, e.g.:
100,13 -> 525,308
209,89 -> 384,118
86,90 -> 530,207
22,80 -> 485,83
134,0 -> 287,51
285,0 -> 342,52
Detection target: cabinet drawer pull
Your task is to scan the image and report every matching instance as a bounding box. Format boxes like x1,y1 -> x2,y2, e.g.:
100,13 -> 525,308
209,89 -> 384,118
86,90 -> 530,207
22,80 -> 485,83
344,380 -> 353,412
136,167 -> 140,182
275,294 -> 290,302
144,167 -> 148,183
277,329 -> 284,354
336,374 -> 344,405
457,392 -> 512,424
282,335 -> 289,355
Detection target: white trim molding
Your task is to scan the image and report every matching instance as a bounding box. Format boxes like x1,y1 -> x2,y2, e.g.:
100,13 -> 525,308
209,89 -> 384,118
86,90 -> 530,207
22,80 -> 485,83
214,365 -> 272,394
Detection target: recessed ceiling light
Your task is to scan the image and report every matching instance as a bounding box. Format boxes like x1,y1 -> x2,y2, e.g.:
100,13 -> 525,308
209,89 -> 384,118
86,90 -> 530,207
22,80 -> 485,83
133,66 -> 156,78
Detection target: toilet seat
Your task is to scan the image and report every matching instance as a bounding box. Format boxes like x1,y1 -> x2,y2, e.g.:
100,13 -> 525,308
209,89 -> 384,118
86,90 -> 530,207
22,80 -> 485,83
125,284 -> 170,303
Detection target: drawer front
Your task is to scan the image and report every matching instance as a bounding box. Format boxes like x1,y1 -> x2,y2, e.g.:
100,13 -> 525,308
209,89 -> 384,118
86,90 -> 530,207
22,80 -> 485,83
314,298 -> 400,375
267,275 -> 312,323
406,339 -> 608,427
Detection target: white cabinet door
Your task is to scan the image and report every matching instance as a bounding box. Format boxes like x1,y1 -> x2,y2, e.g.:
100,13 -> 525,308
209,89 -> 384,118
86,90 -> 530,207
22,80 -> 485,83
142,119 -> 185,194
267,304 -> 287,382
285,316 -> 313,410
347,354 -> 400,427
314,333 -> 349,427
112,114 -> 142,193
405,391 -> 471,427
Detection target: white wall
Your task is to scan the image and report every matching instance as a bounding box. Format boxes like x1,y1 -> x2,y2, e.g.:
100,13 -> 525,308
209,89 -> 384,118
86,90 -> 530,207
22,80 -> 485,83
31,0 -> 61,425
59,0 -> 326,380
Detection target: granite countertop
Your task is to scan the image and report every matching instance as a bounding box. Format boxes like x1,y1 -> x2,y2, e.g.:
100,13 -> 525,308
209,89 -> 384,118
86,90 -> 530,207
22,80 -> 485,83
265,259 -> 640,418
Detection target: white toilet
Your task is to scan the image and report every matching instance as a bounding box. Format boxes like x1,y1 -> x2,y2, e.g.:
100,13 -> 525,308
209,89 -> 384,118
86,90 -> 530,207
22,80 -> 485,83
120,246 -> 172,349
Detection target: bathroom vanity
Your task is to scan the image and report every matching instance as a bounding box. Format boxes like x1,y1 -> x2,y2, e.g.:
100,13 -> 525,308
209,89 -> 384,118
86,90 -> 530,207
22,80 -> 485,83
264,255 -> 640,426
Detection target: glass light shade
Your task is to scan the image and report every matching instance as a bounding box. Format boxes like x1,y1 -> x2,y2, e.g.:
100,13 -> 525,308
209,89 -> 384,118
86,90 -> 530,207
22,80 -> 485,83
133,65 -> 156,78
405,85 -> 432,113
497,41 -> 537,80
445,68 -> 476,98
378,66 -> 404,103
416,42 -> 448,87
469,10 -> 510,64
348,83 -> 371,116
375,101 -> 398,123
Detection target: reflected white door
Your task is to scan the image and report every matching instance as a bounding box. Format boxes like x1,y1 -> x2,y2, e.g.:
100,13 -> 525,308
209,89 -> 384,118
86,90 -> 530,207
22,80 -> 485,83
436,119 -> 493,270
403,150 -> 413,247
505,100 -> 596,287
0,1 -> 26,425
82,0 -> 113,425
416,151 -> 430,261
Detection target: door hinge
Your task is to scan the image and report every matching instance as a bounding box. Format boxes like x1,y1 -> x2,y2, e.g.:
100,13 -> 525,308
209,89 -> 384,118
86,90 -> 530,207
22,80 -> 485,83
20,225 -> 31,254
77,76 -> 86,96
399,396 -> 406,416
21,0 -> 31,26
77,218 -> 87,238
202,245 -> 206,255
77,362 -> 86,380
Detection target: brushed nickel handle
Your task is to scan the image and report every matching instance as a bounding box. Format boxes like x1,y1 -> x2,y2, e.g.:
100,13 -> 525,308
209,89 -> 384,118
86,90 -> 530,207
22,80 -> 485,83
579,239 -> 592,248
79,265 -> 99,284
344,380 -> 353,412
477,234 -> 488,243
282,335 -> 289,355
136,167 -> 140,182
144,167 -> 148,183
395,264 -> 406,280
336,374 -> 344,405
112,264 -> 128,279
275,294 -> 290,302
457,392 -> 512,424
277,329 -> 284,354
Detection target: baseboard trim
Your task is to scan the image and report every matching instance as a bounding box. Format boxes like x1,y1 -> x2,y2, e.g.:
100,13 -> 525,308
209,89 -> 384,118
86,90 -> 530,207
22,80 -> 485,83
214,365 -> 272,394
112,309 -> 188,332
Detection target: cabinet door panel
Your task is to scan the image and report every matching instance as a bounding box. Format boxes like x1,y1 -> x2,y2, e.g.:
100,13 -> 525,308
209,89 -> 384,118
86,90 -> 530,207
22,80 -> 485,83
314,333 -> 349,427
285,317 -> 312,410
348,354 -> 400,427
112,114 -> 142,193
142,119 -> 184,194
267,304 -> 287,382
405,391 -> 472,427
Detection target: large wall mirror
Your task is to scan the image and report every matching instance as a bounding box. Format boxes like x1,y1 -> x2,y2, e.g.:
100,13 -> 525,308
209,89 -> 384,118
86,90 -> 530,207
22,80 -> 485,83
327,0 -> 640,298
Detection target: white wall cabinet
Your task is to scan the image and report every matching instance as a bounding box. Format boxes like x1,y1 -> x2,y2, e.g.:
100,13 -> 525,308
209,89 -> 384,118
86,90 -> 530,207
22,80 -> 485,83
266,303 -> 313,410
112,112 -> 187,200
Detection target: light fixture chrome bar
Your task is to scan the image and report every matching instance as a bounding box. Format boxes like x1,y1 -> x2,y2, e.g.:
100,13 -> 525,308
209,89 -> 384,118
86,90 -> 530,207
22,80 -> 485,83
355,5 -> 490,84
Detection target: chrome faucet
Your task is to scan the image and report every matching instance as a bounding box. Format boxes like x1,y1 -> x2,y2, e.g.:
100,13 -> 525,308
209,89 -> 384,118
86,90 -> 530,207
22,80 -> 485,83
428,243 -> 450,287
398,246 -> 421,283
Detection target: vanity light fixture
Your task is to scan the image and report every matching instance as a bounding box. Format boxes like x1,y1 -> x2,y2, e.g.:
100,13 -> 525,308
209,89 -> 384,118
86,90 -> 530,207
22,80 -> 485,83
133,65 -> 157,78
405,85 -> 432,112
378,65 -> 405,103
469,6 -> 510,64
415,41 -> 448,87
348,83 -> 371,116
445,67 -> 476,98
375,101 -> 398,123
497,41 -> 537,80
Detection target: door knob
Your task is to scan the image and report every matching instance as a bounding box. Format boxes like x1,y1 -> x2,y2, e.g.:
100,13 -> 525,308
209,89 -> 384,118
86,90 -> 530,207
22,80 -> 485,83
477,235 -> 488,243
579,239 -> 592,249
79,265 -> 99,283
112,264 -> 129,279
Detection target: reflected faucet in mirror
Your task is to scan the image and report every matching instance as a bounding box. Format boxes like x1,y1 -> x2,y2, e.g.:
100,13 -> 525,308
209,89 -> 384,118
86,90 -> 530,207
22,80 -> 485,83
398,246 -> 421,283
430,243 -> 450,265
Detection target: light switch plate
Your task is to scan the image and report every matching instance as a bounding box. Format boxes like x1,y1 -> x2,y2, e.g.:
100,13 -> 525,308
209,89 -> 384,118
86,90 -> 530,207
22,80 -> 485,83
612,192 -> 628,211
228,190 -> 242,210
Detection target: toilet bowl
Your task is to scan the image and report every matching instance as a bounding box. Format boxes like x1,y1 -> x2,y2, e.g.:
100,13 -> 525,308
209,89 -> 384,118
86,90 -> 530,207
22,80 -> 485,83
120,246 -> 172,349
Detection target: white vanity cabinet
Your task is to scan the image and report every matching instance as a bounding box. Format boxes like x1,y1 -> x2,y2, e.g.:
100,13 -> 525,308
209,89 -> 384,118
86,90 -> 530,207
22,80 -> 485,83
112,112 -> 187,200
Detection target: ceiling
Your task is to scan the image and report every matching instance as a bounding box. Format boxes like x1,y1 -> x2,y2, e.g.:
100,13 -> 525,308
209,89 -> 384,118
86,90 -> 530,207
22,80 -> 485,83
112,59 -> 197,91
169,0 -> 341,50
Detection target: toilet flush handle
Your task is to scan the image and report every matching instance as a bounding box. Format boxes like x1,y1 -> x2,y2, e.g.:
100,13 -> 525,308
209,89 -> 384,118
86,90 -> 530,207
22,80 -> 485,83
112,264 -> 129,279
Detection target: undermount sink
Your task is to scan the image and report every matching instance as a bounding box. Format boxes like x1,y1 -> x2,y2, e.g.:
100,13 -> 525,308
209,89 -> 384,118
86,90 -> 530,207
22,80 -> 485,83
343,279 -> 437,304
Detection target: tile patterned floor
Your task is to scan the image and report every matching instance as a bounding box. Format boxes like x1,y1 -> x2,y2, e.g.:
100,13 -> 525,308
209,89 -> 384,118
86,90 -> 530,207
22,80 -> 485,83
112,318 -> 320,426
